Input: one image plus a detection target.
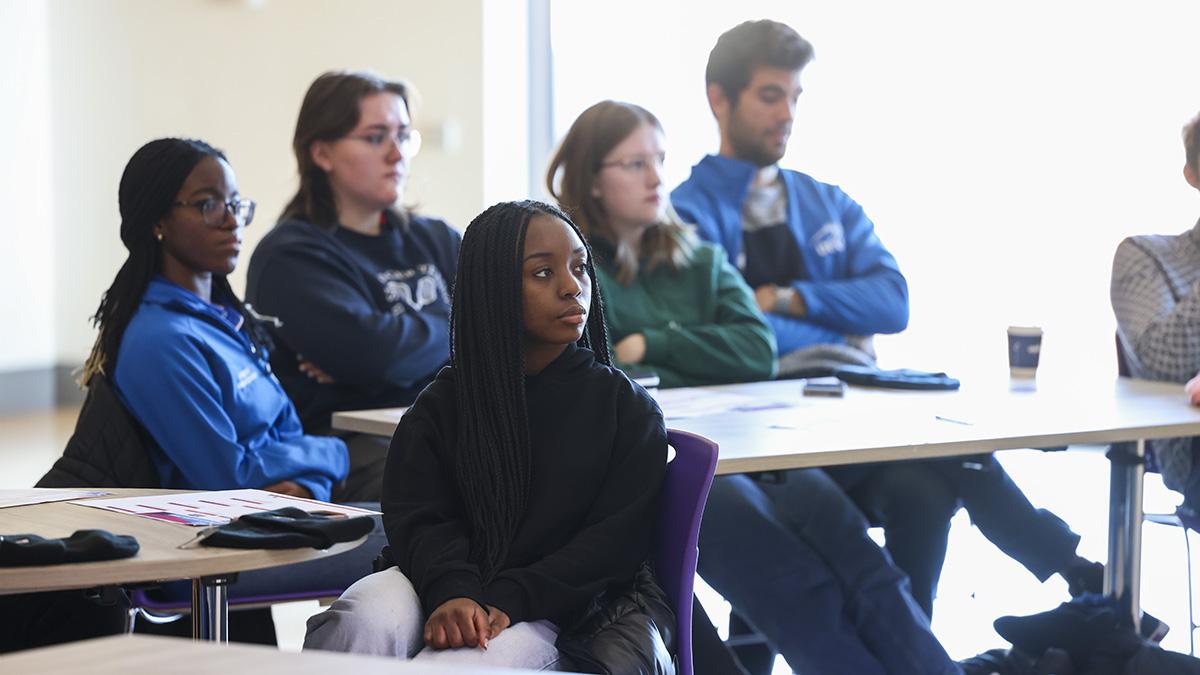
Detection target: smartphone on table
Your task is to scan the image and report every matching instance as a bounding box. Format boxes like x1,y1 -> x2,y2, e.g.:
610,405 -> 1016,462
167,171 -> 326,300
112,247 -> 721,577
802,376 -> 846,397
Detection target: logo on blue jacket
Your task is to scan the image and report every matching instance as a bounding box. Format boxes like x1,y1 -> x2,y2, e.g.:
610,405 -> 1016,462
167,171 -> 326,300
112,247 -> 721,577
812,222 -> 846,257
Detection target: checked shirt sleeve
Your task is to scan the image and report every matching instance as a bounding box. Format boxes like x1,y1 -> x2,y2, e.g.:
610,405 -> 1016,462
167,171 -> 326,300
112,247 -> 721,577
1111,237 -> 1200,383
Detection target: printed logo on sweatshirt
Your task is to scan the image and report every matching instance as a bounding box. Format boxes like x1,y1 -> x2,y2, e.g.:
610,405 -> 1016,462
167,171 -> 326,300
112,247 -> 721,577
811,222 -> 846,257
377,264 -> 450,316
236,366 -> 259,390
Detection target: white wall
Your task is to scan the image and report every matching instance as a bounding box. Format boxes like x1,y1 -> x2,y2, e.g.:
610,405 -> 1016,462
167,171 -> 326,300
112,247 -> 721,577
42,0 -> 488,366
482,0 -> 532,207
0,0 -> 54,372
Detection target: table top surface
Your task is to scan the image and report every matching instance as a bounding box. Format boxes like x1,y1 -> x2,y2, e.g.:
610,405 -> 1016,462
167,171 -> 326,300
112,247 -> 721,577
0,489 -> 364,595
332,370 -> 1200,475
0,635 -> 570,675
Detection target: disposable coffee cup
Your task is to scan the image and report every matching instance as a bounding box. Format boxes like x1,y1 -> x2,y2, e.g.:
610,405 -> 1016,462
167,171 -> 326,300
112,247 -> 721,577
1007,326 -> 1042,378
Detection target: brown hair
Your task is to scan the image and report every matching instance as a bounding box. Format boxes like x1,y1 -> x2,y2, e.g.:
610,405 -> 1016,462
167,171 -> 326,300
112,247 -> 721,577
280,70 -> 413,229
1185,110 -> 1200,176
546,100 -> 690,285
706,20 -> 814,108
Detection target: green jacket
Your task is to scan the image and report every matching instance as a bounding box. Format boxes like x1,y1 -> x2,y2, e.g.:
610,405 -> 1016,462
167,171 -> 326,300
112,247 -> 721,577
597,239 -> 778,388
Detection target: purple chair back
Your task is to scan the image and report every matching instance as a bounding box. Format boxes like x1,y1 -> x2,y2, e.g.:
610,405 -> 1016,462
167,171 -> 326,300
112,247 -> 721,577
654,429 -> 719,675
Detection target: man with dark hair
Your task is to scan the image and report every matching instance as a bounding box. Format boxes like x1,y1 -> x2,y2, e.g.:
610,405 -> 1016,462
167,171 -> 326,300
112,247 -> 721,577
673,20 -> 1107,675
1112,110 -> 1200,521
674,19 -> 908,360
673,21 -> 968,675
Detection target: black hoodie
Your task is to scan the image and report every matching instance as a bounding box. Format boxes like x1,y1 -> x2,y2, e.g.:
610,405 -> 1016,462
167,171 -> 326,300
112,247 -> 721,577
382,344 -> 667,627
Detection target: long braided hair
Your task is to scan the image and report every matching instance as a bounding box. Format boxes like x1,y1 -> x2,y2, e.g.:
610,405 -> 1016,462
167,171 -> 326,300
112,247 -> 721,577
451,200 -> 610,580
80,138 -> 270,386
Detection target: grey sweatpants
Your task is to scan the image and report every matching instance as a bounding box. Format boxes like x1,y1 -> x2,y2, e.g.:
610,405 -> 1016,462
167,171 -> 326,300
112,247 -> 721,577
303,566 -> 562,669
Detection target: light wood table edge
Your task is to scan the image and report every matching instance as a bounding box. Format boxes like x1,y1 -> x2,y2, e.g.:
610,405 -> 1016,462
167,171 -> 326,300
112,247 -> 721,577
0,489 -> 368,595
0,539 -> 365,594
712,425 -> 1200,475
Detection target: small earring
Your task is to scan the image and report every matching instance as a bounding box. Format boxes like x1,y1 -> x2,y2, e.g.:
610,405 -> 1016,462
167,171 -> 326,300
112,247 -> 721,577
155,232 -> 164,242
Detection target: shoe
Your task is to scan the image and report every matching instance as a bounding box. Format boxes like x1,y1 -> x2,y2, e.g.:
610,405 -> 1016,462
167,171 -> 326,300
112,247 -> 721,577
959,648 -> 1029,675
1059,560 -> 1169,642
1031,647 -> 1074,675
994,597 -> 1143,665
1140,612 -> 1169,642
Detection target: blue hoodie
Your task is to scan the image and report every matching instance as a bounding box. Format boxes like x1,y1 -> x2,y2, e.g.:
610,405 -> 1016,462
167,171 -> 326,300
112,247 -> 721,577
114,278 -> 349,501
671,155 -> 909,354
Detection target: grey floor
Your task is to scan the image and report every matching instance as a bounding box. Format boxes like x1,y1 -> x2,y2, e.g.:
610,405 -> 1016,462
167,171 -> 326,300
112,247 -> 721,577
3,407 -> 1195,663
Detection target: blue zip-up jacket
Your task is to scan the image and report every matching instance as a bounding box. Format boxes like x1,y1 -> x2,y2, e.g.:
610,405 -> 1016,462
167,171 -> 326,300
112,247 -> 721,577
671,154 -> 909,354
113,278 -> 349,501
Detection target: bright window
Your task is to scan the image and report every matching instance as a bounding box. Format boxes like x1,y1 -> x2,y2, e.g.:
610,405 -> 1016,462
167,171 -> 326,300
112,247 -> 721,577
549,1 -> 1200,374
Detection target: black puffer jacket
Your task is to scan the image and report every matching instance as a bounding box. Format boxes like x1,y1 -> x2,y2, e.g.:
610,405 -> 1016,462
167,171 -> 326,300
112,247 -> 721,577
36,375 -> 160,489
556,562 -> 677,675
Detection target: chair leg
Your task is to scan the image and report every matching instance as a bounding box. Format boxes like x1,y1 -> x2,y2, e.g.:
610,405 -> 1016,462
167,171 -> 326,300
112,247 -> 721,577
1184,524 -> 1196,657
726,611 -> 776,675
133,608 -> 187,626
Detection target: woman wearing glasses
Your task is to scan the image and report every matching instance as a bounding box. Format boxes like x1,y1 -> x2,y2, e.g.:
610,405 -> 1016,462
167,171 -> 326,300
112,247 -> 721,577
547,100 -> 776,387
247,72 -> 460,497
83,137 -> 349,502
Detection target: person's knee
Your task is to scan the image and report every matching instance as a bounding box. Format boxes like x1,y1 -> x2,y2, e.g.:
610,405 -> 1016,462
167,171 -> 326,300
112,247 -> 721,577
699,476 -> 774,544
488,620 -> 560,667
415,620 -> 560,668
303,568 -> 421,656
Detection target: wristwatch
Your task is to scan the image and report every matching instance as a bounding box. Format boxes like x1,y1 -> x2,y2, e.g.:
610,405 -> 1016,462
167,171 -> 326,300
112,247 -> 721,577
774,286 -> 795,315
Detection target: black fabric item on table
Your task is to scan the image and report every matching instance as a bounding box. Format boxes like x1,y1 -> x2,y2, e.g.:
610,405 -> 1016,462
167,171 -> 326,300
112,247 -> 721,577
200,507 -> 373,549
0,529 -> 139,566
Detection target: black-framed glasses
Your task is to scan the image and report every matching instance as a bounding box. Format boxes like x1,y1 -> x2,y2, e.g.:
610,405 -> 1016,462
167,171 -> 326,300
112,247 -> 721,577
173,197 -> 256,227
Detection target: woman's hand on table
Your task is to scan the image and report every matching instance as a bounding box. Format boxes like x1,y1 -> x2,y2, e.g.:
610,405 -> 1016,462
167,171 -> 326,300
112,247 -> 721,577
262,480 -> 313,499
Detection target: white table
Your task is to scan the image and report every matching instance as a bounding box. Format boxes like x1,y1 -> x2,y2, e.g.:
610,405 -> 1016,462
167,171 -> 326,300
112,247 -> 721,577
0,634 -> 574,675
0,489 -> 365,641
333,370 -> 1200,630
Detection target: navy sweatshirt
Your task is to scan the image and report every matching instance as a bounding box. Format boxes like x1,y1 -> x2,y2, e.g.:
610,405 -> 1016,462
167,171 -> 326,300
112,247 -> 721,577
383,344 -> 667,627
246,212 -> 460,431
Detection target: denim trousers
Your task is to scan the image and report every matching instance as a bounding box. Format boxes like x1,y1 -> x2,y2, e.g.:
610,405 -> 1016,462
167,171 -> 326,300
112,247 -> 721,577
697,469 -> 961,675
831,454 -> 1081,617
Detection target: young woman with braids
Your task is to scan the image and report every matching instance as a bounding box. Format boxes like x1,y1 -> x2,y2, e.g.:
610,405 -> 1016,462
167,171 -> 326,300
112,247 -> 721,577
304,201 -> 670,670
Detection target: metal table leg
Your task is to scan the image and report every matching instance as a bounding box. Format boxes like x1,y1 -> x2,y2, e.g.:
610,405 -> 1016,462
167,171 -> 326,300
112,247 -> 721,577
191,575 -> 232,641
1105,439 -> 1145,631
